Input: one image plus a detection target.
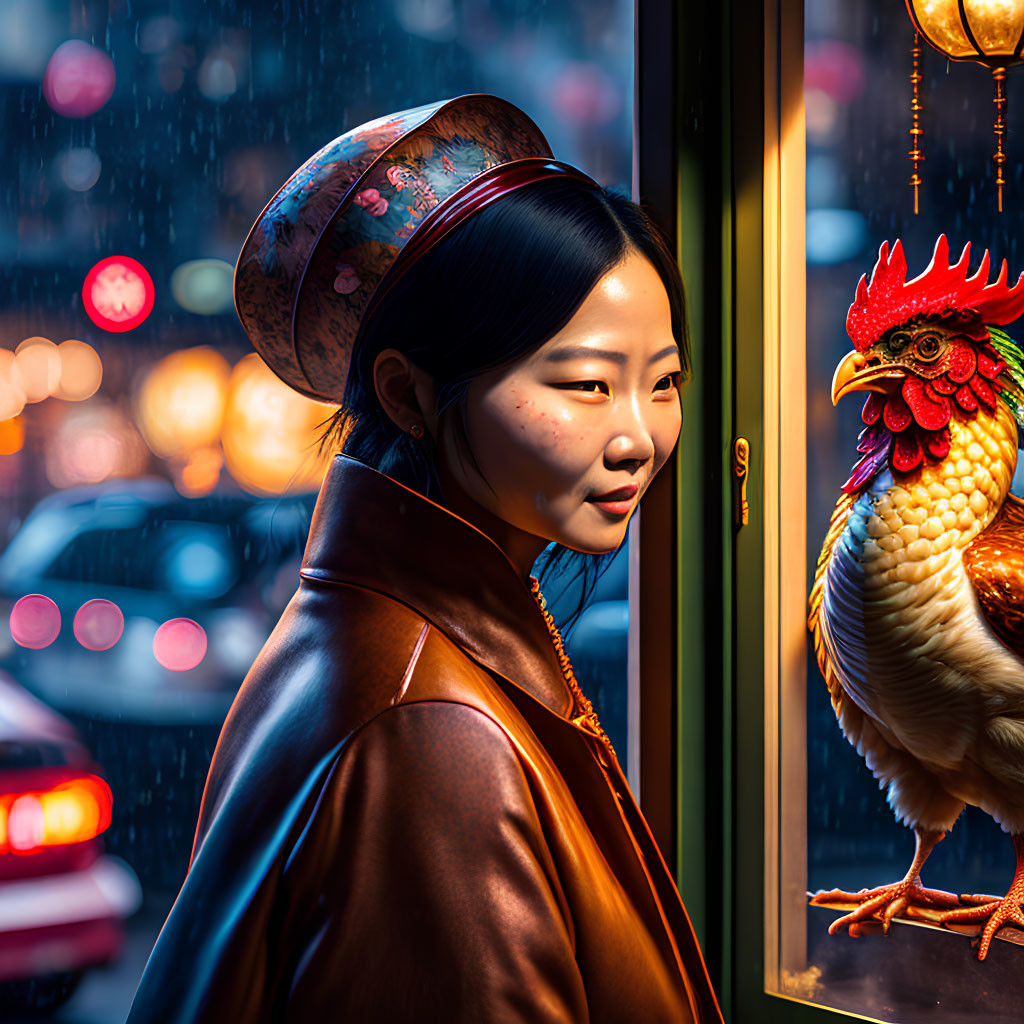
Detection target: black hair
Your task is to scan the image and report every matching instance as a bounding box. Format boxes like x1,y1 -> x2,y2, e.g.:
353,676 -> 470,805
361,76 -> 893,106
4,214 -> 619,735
318,177 -> 688,633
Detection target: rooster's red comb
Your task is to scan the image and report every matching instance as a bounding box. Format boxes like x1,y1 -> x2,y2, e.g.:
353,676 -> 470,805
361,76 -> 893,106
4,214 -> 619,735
845,234 -> 1024,352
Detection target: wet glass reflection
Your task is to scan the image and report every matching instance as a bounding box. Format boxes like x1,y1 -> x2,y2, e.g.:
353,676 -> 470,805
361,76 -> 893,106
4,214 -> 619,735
1,0 -> 634,1017
800,0 -> 1024,1018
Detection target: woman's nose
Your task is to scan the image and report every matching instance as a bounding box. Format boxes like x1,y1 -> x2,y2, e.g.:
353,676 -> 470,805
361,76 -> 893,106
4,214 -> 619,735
605,405 -> 656,467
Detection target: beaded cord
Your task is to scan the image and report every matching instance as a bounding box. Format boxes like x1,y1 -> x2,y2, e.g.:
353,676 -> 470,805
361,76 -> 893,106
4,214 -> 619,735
529,577 -> 618,762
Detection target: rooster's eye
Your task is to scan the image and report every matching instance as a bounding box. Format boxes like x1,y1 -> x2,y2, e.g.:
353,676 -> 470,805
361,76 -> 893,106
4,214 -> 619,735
915,334 -> 942,361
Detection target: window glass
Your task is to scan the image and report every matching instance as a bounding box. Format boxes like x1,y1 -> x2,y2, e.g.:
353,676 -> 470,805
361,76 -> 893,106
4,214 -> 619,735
0,1 -> 633,1015
785,0 -> 1024,1015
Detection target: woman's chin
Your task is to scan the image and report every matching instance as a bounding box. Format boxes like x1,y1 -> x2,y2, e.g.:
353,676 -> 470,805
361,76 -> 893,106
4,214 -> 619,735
554,524 -> 630,556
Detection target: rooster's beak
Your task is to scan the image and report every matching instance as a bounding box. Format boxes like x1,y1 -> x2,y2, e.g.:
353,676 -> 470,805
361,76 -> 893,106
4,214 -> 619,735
831,350 -> 905,406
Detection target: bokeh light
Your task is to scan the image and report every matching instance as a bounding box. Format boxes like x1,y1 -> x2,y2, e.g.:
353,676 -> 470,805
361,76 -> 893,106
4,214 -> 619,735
73,599 -> 125,651
0,415 -> 23,454
221,353 -> 334,495
138,16 -> 180,55
59,147 -> 102,191
549,62 -> 621,125
82,255 -> 155,332
42,40 -> 116,119
164,534 -> 235,599
176,445 -> 223,496
197,50 -> 237,101
10,595 -> 61,649
14,336 -> 62,403
153,617 -> 207,671
806,209 -> 868,266
805,40 -> 864,105
0,0 -> 61,81
393,0 -> 458,41
209,609 -> 265,675
135,347 -> 230,459
53,339 -> 103,402
45,400 -> 149,488
0,349 -> 27,421
170,258 -> 235,315
157,45 -> 194,93
805,88 -> 838,143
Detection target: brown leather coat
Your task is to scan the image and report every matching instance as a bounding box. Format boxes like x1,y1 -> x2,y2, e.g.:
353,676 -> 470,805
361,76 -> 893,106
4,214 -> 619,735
127,456 -> 722,1023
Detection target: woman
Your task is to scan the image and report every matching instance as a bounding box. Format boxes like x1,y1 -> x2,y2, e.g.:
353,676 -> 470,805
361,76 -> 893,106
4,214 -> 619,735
128,95 -> 722,1023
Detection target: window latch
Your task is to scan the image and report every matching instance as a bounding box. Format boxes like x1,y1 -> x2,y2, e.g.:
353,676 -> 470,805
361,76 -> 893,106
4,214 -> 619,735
733,437 -> 750,527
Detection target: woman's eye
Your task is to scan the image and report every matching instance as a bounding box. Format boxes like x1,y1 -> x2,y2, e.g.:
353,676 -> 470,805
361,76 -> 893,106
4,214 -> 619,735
654,372 -> 681,392
554,380 -> 608,394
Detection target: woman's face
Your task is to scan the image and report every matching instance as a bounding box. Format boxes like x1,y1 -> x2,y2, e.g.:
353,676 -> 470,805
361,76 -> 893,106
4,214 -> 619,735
439,251 -> 682,559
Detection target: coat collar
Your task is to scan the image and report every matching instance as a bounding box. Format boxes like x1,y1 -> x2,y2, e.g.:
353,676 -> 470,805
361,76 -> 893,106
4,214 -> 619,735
300,455 -> 575,719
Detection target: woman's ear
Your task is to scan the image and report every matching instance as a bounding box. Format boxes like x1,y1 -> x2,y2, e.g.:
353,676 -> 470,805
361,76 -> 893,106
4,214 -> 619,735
372,349 -> 437,438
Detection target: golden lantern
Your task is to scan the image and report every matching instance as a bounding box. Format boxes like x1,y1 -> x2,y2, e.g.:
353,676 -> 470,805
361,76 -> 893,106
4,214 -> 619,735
905,1 -> 1024,212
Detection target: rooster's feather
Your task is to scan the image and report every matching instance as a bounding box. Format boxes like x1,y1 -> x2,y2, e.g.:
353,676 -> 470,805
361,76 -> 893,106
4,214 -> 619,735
964,492 -> 1024,660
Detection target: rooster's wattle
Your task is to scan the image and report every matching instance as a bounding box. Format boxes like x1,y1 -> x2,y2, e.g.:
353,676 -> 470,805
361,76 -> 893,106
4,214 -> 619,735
809,234 -> 1024,959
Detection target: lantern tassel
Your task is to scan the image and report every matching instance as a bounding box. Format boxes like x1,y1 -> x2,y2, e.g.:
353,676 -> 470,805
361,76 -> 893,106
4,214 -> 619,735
909,32 -> 924,216
994,66 -> 1007,214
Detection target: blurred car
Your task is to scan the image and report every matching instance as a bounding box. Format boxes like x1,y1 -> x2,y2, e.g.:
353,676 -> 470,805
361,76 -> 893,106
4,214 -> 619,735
0,671 -> 140,1014
0,477 -> 316,725
0,478 -> 316,891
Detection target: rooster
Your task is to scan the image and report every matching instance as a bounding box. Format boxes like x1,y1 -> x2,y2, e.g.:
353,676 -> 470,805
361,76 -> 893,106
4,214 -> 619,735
808,234 -> 1024,960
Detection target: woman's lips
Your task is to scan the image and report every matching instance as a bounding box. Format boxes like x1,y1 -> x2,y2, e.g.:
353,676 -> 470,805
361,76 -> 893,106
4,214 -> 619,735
587,484 -> 639,516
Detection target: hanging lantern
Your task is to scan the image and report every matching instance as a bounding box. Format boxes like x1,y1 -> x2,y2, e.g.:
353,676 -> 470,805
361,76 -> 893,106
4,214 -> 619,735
904,1 -> 1024,212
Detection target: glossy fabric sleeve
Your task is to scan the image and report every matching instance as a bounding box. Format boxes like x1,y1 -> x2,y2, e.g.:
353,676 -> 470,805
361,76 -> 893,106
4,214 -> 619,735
276,700 -> 589,1023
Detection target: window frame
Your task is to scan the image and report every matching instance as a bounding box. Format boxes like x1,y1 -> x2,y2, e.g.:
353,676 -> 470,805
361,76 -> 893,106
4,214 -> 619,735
663,0 -> 854,1017
725,1 -> 874,1020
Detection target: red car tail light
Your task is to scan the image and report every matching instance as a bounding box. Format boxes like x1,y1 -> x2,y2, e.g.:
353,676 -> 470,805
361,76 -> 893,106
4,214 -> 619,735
0,775 -> 112,854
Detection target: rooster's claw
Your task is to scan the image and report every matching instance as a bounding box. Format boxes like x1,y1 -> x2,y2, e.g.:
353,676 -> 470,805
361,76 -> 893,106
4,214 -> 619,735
811,880 -> 961,935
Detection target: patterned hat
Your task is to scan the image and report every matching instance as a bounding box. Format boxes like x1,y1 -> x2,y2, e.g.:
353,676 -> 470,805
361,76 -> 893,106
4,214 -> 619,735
233,94 -> 598,404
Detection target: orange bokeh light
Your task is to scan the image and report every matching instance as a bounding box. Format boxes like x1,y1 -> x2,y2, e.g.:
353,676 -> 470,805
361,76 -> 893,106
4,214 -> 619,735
136,347 -> 230,459
0,416 -> 23,455
221,354 -> 333,495
0,349 -> 26,421
176,445 -> 223,496
54,339 -> 103,401
14,337 -> 61,403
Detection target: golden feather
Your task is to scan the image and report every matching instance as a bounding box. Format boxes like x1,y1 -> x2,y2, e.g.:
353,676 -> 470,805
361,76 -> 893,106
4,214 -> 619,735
964,490 -> 1024,660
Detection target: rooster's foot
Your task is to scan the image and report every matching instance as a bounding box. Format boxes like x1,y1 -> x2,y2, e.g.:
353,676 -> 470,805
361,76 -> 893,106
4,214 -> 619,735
810,880 -> 961,936
939,895 -> 1024,961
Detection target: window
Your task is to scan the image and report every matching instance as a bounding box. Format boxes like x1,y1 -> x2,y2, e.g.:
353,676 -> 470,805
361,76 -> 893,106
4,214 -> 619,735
1,1 -> 634,1014
756,0 -> 1024,1018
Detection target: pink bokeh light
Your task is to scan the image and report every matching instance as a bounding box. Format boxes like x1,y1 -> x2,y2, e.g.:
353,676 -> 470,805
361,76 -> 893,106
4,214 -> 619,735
153,618 -> 207,671
82,256 -> 155,333
805,41 -> 865,105
549,62 -> 621,125
43,40 -> 116,119
73,599 -> 125,651
10,595 -> 61,649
